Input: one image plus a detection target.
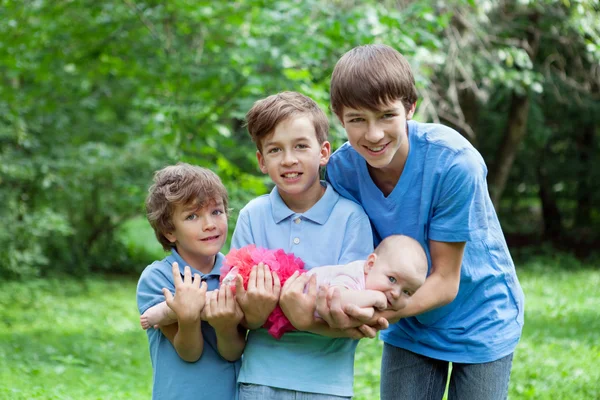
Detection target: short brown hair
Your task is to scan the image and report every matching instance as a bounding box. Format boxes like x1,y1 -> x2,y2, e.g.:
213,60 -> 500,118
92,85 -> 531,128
330,44 -> 418,119
146,163 -> 229,251
245,91 -> 329,152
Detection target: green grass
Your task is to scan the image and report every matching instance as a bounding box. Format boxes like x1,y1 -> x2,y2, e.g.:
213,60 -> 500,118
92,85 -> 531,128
1,260 -> 598,399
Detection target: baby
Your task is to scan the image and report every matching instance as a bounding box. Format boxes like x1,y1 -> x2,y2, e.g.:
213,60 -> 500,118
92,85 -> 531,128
140,235 -> 427,333
309,234 -> 428,320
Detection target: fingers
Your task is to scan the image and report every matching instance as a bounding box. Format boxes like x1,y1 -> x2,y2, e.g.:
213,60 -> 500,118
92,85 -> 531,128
172,262 -> 182,286
358,324 -> 377,339
183,265 -> 192,284
272,271 -> 281,297
224,283 -> 233,308
377,317 -> 389,330
282,271 -> 300,291
344,304 -> 374,323
264,263 -> 273,291
248,265 -> 258,290
306,274 -> 317,297
162,287 -> 174,305
193,273 -> 201,288
199,280 -> 208,296
256,263 -> 265,291
235,274 -> 246,297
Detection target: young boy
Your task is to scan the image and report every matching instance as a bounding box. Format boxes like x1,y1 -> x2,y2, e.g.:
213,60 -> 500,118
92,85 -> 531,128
320,44 -> 525,400
136,163 -> 244,400
232,91 -> 375,399
309,234 -> 427,320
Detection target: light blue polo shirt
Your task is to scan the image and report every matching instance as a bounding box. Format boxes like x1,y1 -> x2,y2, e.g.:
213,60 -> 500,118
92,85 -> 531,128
231,182 -> 373,397
136,250 -> 240,400
327,120 -> 525,364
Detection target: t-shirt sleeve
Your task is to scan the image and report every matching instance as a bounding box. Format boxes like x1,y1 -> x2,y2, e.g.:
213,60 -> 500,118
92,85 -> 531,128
429,149 -> 490,242
326,153 -> 361,206
136,264 -> 175,315
338,211 -> 374,264
231,208 -> 254,249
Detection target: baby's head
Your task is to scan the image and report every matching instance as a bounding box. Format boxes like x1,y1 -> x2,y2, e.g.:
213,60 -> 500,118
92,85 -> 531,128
364,235 -> 428,310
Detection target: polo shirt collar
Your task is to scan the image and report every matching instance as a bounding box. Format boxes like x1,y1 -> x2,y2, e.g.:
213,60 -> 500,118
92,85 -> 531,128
269,181 -> 339,225
168,249 -> 224,278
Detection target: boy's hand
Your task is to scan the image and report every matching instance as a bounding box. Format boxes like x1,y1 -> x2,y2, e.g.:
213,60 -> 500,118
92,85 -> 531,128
163,262 -> 207,325
235,263 -> 280,329
279,271 -> 317,331
316,285 -> 389,331
204,284 -> 244,333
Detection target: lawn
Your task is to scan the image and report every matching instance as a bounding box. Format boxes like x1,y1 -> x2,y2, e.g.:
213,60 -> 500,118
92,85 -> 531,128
1,259 -> 598,399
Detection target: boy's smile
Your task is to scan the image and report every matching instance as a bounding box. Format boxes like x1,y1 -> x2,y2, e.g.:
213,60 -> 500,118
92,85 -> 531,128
257,115 -> 331,213
341,100 -> 416,174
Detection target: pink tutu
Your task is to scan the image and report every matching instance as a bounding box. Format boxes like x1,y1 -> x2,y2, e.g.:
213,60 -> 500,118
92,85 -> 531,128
220,245 -> 305,339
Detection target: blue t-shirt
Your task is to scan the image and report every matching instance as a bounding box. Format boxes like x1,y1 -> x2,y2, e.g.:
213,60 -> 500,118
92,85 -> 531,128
327,120 -> 525,363
136,249 -> 240,400
231,182 -> 373,396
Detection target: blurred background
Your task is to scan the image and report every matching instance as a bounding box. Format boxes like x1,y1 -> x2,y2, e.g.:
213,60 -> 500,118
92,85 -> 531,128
1,0 -> 599,399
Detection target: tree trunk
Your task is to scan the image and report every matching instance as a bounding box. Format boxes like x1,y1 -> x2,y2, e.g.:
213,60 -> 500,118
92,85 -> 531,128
575,123 -> 594,226
537,161 -> 562,242
488,92 -> 530,208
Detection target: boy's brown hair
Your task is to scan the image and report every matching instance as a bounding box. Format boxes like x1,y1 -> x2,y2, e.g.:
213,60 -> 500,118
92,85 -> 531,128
146,163 -> 229,251
245,91 -> 329,152
330,44 -> 418,119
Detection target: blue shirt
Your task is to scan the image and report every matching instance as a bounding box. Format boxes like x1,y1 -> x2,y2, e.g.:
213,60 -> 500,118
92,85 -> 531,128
327,120 -> 525,363
231,182 -> 373,396
136,250 -> 240,400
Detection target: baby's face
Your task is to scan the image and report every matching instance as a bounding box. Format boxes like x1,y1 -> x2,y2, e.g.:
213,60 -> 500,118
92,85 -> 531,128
364,254 -> 425,310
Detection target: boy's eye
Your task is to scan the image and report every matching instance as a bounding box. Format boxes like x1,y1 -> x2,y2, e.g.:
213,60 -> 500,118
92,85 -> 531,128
185,214 -> 198,221
348,118 -> 364,123
388,276 -> 397,284
402,289 -> 413,297
382,113 -> 396,119
296,143 -> 308,149
212,209 -> 224,216
267,147 -> 281,154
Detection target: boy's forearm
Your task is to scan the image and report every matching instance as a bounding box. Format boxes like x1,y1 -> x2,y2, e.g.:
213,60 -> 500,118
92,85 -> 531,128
215,325 -> 246,361
173,320 -> 204,362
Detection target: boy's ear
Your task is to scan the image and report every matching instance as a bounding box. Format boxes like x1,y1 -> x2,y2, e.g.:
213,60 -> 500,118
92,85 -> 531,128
319,141 -> 331,167
364,253 -> 377,274
256,150 -> 268,174
407,102 -> 417,120
164,231 -> 177,244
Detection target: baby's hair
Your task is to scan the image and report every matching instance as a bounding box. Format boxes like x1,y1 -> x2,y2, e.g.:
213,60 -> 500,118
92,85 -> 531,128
330,44 -> 418,119
375,235 -> 428,278
245,91 -> 329,152
146,162 -> 229,251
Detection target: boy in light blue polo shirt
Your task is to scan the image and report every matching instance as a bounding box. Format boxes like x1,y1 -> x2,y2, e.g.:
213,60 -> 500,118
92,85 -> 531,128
232,92 -> 374,399
136,163 -> 244,400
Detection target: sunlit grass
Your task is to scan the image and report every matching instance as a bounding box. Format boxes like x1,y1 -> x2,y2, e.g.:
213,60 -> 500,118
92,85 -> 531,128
1,259 -> 598,399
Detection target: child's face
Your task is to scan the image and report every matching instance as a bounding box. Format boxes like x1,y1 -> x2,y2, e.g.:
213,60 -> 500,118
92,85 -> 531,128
257,115 -> 330,206
340,100 -> 416,171
364,252 -> 424,310
164,198 -> 228,262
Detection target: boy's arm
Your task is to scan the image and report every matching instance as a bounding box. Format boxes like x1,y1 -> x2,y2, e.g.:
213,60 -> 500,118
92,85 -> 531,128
203,285 -> 246,361
161,263 -> 208,362
279,272 -> 384,339
318,240 -> 465,327
231,211 -> 281,329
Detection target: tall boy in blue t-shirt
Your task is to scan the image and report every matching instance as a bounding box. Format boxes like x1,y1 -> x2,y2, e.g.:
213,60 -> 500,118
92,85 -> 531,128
232,91 -> 375,399
321,44 -> 525,400
136,163 -> 244,400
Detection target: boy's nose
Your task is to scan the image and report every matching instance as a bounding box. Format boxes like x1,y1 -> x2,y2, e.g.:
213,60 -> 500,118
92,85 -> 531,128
281,152 -> 298,166
203,218 -> 217,230
365,123 -> 385,142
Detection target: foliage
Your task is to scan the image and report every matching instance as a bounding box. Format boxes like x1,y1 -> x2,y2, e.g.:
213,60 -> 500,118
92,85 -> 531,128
1,0 -> 598,277
1,257 -> 599,399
